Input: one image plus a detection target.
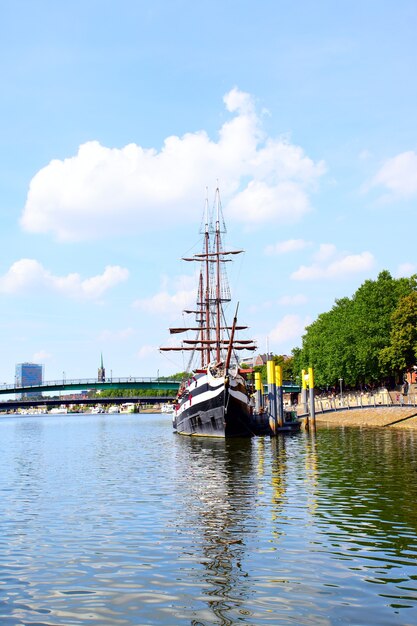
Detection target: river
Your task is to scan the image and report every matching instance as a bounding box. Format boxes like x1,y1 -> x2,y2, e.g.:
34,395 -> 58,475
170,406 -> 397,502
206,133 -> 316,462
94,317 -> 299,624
0,412 -> 416,625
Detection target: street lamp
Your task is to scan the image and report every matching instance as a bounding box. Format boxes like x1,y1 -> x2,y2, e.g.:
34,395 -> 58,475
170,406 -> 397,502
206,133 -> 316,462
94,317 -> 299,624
339,378 -> 343,406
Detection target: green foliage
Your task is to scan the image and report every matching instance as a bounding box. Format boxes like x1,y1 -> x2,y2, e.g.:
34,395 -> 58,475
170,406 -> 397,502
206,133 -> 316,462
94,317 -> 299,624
294,271 -> 417,388
159,372 -> 188,381
379,291 -> 417,378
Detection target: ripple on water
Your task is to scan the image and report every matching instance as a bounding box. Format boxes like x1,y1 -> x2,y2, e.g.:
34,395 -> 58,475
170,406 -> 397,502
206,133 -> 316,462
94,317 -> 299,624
0,415 -> 417,624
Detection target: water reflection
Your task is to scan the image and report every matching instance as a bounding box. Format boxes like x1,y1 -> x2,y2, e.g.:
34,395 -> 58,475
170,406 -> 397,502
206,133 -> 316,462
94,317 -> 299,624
173,437 -> 256,625
1,415 -> 417,624
310,428 -> 417,612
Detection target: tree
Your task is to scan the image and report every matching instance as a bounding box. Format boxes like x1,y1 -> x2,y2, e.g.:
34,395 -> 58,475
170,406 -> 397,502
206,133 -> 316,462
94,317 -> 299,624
379,292 -> 417,380
293,271 -> 416,388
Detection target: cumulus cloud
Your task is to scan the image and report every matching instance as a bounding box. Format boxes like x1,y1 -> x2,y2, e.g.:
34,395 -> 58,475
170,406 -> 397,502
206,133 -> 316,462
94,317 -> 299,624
0,259 -> 129,299
20,88 -> 325,242
268,314 -> 311,347
366,151 -> 417,199
133,273 -> 196,317
291,247 -> 375,281
313,243 -> 337,263
264,238 -> 312,255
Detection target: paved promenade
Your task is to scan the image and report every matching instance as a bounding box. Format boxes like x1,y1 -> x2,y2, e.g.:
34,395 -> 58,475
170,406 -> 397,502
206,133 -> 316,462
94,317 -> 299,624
313,406 -> 417,429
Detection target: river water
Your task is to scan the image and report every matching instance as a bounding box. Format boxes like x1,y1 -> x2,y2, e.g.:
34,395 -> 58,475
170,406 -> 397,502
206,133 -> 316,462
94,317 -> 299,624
0,412 -> 416,625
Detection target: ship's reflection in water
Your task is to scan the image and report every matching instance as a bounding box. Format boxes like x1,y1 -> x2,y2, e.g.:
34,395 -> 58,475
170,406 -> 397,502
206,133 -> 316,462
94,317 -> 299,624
172,434 -> 318,625
173,437 -> 257,625
172,428 -> 417,625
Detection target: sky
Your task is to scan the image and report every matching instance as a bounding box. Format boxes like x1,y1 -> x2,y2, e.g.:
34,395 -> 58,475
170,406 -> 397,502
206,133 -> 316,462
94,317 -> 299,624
0,0 -> 416,385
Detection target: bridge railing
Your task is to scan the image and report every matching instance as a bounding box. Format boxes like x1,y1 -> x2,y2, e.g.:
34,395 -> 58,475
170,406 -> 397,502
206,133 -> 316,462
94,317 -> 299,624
0,377 -> 179,391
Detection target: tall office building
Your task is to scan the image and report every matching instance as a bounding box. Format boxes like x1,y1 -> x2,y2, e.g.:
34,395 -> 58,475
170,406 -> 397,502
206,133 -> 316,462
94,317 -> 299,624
15,362 -> 44,398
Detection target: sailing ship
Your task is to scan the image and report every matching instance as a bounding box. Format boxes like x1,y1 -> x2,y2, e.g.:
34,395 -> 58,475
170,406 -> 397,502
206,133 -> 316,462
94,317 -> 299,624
160,188 -> 257,437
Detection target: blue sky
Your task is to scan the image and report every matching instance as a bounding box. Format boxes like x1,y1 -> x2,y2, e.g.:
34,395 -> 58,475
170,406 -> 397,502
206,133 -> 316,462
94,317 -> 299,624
0,0 -> 416,384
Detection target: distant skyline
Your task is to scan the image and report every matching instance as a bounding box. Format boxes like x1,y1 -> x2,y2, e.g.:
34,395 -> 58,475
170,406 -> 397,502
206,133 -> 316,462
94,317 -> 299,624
0,1 -> 416,384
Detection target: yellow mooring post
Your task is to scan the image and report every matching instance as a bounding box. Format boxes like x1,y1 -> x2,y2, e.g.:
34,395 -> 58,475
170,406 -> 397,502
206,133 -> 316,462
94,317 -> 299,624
254,371 -> 263,414
275,364 -> 284,427
301,368 -> 308,415
308,367 -> 316,429
267,360 -> 277,434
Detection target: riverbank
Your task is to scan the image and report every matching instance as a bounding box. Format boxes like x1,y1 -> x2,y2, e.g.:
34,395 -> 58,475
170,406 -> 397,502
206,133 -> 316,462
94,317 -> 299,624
310,406 -> 417,429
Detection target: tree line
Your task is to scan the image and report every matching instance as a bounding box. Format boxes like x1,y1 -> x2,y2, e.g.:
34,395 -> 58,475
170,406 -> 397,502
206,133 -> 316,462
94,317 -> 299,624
292,270 -> 417,390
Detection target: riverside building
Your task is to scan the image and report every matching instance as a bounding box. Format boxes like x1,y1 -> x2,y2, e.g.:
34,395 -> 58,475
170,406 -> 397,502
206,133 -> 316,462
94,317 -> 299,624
15,362 -> 44,398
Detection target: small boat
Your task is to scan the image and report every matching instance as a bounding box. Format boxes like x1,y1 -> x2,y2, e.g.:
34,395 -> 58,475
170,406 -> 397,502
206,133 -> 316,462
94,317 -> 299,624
49,406 -> 68,414
120,402 -> 136,414
160,403 -> 174,413
91,405 -> 104,414
160,188 -> 257,437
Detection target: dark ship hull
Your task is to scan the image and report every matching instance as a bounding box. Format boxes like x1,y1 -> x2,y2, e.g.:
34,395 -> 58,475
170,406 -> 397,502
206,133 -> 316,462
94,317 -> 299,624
173,371 -> 253,437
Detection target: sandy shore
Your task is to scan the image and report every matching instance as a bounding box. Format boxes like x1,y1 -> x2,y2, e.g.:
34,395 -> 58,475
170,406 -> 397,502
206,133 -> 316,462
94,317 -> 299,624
305,406 -> 417,429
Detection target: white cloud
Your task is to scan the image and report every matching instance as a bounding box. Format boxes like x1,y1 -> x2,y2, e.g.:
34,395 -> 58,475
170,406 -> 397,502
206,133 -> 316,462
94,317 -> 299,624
396,262 -> 416,277
268,314 -> 311,347
264,238 -> 311,255
134,273 -> 196,317
134,289 -> 195,317
32,350 -> 51,362
278,294 -> 308,306
0,259 -> 129,299
291,249 -> 375,281
313,243 -> 337,263
226,180 -> 312,225
366,151 -> 417,199
20,88 -> 325,242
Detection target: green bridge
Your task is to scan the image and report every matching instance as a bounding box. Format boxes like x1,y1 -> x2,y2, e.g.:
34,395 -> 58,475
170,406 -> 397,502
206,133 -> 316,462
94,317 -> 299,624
0,376 -> 300,396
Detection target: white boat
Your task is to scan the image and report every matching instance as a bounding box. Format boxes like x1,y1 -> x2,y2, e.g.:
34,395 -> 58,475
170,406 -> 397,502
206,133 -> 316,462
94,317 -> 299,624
160,403 -> 174,413
107,405 -> 120,413
120,402 -> 136,414
49,406 -> 68,414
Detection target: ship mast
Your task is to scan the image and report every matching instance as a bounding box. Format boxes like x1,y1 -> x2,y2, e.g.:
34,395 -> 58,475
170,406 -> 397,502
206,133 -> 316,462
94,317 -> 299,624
160,187 -> 257,367
204,191 -> 211,366
214,188 -> 222,363
197,270 -> 205,369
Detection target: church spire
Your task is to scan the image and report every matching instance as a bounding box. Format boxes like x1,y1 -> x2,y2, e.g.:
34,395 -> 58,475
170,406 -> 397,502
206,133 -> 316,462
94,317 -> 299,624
98,353 -> 105,382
